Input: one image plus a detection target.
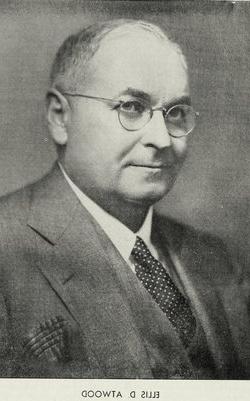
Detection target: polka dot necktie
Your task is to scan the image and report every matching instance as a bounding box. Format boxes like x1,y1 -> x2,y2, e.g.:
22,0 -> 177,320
131,236 -> 196,348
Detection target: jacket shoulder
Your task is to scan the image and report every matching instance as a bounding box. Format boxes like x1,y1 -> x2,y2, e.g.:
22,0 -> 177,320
156,214 -> 225,248
0,168 -> 53,223
0,186 -> 31,221
155,214 -> 240,281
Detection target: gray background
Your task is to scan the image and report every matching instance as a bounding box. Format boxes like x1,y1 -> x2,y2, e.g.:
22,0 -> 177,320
0,1 -> 249,266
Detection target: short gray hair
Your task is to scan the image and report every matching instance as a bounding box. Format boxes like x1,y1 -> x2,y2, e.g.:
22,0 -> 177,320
50,19 -> 187,92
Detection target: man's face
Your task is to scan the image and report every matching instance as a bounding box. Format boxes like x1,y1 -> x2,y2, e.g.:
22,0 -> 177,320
63,29 -> 189,207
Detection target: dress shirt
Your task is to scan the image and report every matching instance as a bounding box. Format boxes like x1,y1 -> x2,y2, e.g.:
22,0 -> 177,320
59,163 -> 164,272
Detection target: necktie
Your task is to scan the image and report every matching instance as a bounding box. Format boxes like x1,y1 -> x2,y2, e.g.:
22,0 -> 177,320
131,236 -> 196,348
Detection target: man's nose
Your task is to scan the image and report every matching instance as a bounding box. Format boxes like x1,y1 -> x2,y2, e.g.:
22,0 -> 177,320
140,110 -> 172,149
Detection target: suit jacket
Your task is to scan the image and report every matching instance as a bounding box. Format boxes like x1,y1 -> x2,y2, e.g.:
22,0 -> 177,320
0,164 -> 249,379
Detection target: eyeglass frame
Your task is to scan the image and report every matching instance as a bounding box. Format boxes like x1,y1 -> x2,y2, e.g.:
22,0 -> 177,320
61,92 -> 199,137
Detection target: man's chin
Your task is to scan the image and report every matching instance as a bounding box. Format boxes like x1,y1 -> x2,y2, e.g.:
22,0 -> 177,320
122,186 -> 172,207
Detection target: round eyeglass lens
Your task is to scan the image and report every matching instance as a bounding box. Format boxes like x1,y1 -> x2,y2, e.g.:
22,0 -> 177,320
118,101 -> 151,131
164,104 -> 196,137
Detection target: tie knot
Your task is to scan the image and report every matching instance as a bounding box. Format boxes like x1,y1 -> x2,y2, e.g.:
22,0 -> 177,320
131,236 -> 152,263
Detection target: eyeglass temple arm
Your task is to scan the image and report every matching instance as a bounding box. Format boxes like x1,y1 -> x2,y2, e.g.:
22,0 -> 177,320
62,92 -> 119,104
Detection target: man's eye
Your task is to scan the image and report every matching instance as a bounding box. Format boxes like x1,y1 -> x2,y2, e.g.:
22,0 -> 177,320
167,106 -> 184,121
120,101 -> 146,114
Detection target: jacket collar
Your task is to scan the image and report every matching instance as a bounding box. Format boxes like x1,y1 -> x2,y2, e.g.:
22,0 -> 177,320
27,163 -> 82,244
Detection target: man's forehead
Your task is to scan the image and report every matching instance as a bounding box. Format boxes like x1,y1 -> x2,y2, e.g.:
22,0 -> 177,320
93,26 -> 181,64
83,27 -> 189,102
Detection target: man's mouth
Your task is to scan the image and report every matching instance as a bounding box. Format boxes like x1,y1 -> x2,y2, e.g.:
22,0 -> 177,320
129,163 -> 172,169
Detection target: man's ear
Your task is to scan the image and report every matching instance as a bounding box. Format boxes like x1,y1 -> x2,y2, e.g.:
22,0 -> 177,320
46,88 -> 70,145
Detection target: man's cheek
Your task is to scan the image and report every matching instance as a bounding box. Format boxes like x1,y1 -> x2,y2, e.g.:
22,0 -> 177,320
173,138 -> 188,159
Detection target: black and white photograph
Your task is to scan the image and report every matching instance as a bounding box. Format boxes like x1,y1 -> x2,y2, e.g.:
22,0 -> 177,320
0,0 -> 249,397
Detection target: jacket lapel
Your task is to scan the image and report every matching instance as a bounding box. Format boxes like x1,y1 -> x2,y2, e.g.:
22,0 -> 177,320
27,164 -> 85,324
155,214 -> 238,377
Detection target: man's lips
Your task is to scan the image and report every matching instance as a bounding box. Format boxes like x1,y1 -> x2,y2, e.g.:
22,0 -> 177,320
128,163 -> 173,169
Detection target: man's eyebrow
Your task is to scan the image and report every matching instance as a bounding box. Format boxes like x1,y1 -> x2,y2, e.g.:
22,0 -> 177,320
117,88 -> 151,102
163,96 -> 191,109
116,89 -> 191,108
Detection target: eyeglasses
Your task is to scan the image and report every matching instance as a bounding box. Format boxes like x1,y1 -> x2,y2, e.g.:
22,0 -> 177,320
62,92 -> 199,137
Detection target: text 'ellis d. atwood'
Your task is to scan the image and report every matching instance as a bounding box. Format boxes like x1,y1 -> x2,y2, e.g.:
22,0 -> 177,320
81,390 -> 160,399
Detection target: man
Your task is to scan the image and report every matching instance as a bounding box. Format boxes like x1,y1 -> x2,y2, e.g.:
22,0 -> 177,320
0,19 -> 249,379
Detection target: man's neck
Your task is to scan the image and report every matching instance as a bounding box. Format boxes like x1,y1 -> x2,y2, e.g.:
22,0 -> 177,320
77,192 -> 150,233
100,198 -> 150,233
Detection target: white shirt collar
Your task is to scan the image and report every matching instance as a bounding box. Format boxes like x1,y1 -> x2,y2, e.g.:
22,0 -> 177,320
59,163 -> 153,263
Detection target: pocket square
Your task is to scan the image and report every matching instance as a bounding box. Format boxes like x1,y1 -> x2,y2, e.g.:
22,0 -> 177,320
23,316 -> 71,363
